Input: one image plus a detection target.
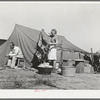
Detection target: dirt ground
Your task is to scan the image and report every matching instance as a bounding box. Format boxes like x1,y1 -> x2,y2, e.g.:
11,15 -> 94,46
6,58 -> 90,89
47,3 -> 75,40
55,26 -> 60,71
0,68 -> 100,89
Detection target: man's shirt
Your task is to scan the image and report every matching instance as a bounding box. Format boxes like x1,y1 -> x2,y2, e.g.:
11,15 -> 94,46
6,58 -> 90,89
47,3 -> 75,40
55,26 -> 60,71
9,46 -> 23,57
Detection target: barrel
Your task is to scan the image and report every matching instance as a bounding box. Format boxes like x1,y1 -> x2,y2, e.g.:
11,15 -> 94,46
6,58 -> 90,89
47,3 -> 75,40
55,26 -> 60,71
61,66 -> 76,77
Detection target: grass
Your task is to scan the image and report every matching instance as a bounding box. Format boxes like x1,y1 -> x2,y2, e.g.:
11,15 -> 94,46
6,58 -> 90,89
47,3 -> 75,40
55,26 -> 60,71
2,76 -> 25,89
34,76 -> 62,89
0,68 -> 99,89
34,78 -> 52,86
0,69 -> 57,89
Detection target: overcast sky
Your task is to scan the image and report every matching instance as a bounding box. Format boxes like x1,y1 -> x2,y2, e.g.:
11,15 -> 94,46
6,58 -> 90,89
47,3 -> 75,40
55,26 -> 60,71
0,2 -> 100,52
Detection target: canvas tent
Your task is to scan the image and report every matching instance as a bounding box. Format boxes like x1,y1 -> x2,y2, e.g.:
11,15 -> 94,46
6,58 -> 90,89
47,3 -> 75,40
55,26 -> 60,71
0,39 -> 6,46
0,24 -> 88,68
57,35 -> 88,61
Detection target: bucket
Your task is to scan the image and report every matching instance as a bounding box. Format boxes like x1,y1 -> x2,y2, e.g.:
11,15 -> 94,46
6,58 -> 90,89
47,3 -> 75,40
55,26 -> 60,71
61,66 -> 76,77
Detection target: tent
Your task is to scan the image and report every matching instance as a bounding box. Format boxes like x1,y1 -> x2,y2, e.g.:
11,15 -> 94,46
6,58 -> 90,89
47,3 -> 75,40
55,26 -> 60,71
0,39 -> 6,46
0,24 -> 88,67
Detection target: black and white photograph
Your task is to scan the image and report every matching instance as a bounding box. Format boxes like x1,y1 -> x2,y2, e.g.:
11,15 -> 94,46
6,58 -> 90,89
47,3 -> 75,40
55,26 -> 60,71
0,2 -> 100,94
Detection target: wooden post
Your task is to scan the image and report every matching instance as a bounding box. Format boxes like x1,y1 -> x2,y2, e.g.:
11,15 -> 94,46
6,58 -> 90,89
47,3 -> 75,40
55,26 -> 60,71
53,60 -> 56,69
79,52 -> 81,59
60,41 -> 63,68
60,47 -> 63,67
91,48 -> 94,65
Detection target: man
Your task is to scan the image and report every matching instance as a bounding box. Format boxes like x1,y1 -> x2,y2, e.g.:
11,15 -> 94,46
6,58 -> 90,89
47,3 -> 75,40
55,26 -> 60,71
6,42 -> 23,68
93,52 -> 100,73
84,54 -> 92,65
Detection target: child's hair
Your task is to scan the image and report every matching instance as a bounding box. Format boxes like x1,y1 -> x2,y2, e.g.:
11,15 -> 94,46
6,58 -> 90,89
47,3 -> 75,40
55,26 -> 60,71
51,29 -> 57,35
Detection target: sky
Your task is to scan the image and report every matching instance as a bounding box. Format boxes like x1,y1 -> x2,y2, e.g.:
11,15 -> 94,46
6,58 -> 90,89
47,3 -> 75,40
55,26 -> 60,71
0,2 -> 100,53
